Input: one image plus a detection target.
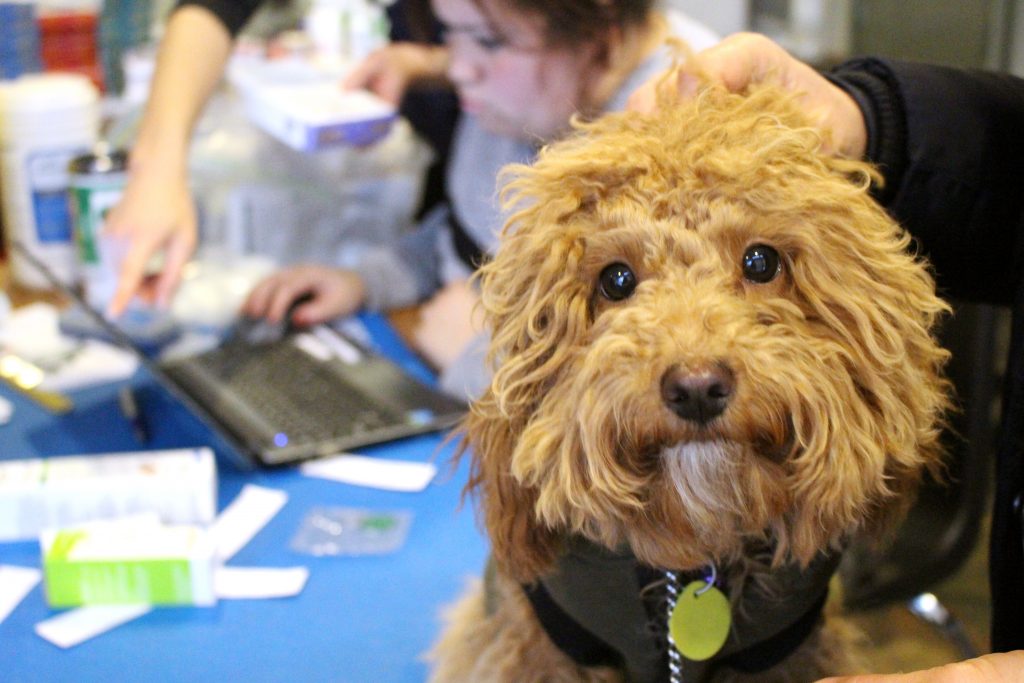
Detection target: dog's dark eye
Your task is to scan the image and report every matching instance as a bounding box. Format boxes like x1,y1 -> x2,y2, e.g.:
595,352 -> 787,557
598,263 -> 637,301
742,244 -> 781,283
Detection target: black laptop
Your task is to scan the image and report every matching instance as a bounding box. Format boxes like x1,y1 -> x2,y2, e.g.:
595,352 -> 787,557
14,241 -> 466,468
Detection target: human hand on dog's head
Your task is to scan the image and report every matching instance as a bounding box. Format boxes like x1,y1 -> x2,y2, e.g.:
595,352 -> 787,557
627,32 -> 868,160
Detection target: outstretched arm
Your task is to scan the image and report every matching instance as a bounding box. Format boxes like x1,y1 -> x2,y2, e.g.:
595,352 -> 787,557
104,5 -> 238,316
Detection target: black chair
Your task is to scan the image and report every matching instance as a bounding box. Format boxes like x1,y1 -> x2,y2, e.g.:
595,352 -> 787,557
839,300 -> 1006,658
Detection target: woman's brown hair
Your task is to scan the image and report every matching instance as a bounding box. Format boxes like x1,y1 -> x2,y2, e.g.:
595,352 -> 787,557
399,0 -> 656,47
497,0 -> 655,47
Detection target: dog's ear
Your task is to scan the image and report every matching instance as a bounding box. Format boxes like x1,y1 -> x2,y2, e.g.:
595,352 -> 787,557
481,164 -> 597,419
461,393 -> 562,582
775,192 -> 952,563
457,163 -> 606,581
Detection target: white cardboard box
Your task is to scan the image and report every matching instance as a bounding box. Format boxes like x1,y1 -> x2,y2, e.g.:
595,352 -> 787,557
229,56 -> 397,152
0,447 -> 217,542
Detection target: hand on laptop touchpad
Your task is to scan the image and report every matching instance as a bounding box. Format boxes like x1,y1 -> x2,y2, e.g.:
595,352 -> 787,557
230,293 -> 314,346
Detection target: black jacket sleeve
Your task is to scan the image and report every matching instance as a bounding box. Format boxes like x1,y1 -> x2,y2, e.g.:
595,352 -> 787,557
831,58 -> 1024,306
174,0 -> 264,37
831,57 -> 1024,653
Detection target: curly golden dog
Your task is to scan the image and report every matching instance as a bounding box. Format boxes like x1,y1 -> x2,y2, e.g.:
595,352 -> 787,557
430,84 -> 951,682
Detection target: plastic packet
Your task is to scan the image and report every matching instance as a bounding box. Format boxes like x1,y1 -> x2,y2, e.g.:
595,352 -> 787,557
290,506 -> 412,556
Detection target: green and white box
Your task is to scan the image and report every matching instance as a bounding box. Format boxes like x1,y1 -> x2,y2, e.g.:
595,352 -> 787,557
41,518 -> 217,607
0,447 -> 217,542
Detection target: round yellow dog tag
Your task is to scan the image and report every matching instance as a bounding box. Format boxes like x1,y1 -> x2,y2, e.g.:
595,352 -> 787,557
669,580 -> 731,661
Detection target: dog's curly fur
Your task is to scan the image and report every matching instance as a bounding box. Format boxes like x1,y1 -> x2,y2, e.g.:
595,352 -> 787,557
431,84 -> 951,682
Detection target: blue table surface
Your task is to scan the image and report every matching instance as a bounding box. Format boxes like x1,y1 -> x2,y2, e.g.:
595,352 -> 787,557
0,313 -> 489,682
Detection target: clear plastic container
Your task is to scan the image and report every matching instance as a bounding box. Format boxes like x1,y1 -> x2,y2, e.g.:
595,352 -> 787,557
187,86 -> 433,270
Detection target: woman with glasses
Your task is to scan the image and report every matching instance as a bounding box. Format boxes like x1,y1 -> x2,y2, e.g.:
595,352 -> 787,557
239,0 -> 717,398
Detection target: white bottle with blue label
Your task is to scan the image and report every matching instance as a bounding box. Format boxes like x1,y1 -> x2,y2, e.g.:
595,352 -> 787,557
0,73 -> 99,290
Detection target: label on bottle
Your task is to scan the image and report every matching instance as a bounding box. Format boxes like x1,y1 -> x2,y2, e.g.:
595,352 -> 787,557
68,149 -> 128,309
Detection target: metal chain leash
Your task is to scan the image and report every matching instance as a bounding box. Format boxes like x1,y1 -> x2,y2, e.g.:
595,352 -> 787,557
664,569 -> 684,683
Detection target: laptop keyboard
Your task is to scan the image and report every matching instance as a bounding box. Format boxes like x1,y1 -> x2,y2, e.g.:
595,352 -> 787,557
166,341 -> 395,443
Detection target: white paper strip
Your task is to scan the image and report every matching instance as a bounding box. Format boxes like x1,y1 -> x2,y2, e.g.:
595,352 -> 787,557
300,455 -> 437,492
210,485 -> 288,561
0,565 -> 41,625
34,605 -> 152,649
0,395 -> 12,424
214,566 -> 309,599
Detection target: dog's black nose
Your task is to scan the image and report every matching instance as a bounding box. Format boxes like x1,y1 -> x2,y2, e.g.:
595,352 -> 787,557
660,365 -> 735,424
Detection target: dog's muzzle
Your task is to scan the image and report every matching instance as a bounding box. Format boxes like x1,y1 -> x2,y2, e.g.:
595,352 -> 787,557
660,364 -> 735,425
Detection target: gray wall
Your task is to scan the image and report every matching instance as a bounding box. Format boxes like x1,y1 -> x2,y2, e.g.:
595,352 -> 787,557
661,0 -> 749,37
665,0 -> 1024,74
851,0 -> 997,67
1011,0 -> 1024,74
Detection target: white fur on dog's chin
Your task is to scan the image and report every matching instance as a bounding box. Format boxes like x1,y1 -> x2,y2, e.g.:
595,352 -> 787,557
661,440 -> 730,480
661,440 -> 742,519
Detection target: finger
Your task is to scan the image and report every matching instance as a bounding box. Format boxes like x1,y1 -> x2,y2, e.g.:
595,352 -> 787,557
102,207 -> 128,237
290,297 -> 333,326
373,74 -> 406,105
241,276 -> 279,318
714,33 -> 798,91
267,279 -> 311,322
101,195 -> 138,238
628,36 -> 760,113
625,80 -> 657,113
697,44 -> 757,92
242,268 -> 299,317
153,233 -> 194,308
291,279 -> 352,324
342,51 -> 381,91
107,243 -> 152,316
